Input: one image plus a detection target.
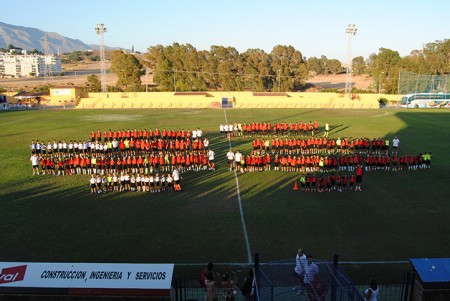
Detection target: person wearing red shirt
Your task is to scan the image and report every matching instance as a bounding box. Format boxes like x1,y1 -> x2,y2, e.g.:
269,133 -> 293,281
326,174 -> 332,192
355,165 -> 364,191
57,157 -> 65,176
392,154 -> 399,171
96,130 -> 102,142
349,174 -> 355,190
305,173 -> 311,192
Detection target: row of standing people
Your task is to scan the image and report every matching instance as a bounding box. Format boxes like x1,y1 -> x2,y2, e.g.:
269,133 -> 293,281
89,168 -> 182,194
220,121 -> 323,137
30,150 -> 216,175
89,128 -> 204,142
225,151 -> 431,173
30,136 -> 211,156
249,136 -> 400,155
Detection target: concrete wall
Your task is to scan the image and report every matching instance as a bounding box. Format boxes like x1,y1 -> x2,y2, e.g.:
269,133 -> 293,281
75,91 -> 400,110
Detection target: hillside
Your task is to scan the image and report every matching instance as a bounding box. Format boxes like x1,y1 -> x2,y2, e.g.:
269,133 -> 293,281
0,22 -> 122,54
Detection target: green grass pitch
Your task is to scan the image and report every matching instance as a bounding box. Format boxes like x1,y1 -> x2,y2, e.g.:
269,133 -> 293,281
0,108 -> 449,264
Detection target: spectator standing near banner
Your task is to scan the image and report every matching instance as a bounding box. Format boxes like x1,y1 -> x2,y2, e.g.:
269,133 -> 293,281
241,269 -> 254,300
303,255 -> 319,296
363,278 -> 379,301
200,263 -> 215,289
293,248 -> 307,295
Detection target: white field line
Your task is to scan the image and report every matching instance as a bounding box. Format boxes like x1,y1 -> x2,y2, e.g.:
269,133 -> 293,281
223,109 -> 252,264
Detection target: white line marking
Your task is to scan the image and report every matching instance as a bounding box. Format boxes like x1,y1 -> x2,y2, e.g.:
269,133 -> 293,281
223,109 -> 252,264
174,260 -> 410,266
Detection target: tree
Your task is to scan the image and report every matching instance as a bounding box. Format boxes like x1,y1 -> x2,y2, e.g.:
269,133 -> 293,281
306,57 -> 324,76
110,50 -> 143,89
29,49 -> 44,55
270,45 -> 308,91
367,48 -> 402,94
327,59 -> 344,74
352,56 -> 366,75
241,49 -> 272,91
86,75 -> 101,92
146,44 -> 174,91
422,39 -> 450,75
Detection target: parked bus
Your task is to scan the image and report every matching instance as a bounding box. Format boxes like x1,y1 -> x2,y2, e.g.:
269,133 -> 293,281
401,93 -> 450,108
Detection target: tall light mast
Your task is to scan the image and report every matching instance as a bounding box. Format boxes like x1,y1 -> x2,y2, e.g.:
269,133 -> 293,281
95,24 -> 107,93
43,33 -> 53,85
345,24 -> 357,95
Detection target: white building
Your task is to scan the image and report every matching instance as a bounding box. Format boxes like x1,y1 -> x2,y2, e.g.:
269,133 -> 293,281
0,54 -> 61,77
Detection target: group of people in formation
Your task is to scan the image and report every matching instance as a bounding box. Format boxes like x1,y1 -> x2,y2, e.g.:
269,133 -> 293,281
220,120 -> 326,138
88,168 -> 181,194
29,127 -> 216,193
225,133 -> 430,192
249,136 -> 397,155
225,151 -> 431,174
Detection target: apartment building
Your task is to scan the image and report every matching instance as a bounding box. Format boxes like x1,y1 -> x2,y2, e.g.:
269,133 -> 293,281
0,53 -> 61,77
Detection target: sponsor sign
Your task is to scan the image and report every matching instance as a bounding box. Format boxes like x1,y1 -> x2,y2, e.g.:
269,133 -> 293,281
0,263 -> 173,291
52,89 -> 72,96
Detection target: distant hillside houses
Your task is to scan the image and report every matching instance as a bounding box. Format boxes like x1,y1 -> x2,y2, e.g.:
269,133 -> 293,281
0,51 -> 61,77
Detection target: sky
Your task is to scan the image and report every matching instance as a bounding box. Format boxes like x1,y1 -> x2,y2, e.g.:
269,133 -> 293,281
2,0 -> 449,62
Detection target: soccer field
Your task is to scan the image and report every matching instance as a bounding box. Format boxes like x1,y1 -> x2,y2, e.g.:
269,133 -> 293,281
0,108 -> 449,264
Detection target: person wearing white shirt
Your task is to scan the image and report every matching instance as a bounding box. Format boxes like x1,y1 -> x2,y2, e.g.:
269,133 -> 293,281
30,140 -> 36,154
224,124 -> 229,137
219,124 -> 225,137
363,279 -> 379,301
166,174 -> 173,192
89,175 -> 97,193
234,150 -> 243,172
203,137 -> 209,149
207,149 -> 215,170
303,255 -> 319,289
196,128 -> 203,138
392,136 -> 400,154
172,168 -> 182,191
30,154 -> 39,175
293,249 -> 307,294
226,149 -> 235,171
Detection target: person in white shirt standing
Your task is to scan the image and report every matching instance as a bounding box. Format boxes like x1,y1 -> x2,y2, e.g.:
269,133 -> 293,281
234,150 -> 243,172
363,279 -> 379,301
304,255 -> 319,295
207,148 -> 215,170
226,149 -> 235,171
392,136 -> 400,154
293,249 -> 307,294
172,167 -> 182,191
30,153 -> 39,175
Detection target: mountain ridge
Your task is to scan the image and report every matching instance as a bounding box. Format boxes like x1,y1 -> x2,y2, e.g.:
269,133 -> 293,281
0,22 -> 123,53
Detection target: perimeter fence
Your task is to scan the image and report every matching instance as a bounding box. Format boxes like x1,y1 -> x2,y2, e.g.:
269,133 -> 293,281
172,254 -> 416,301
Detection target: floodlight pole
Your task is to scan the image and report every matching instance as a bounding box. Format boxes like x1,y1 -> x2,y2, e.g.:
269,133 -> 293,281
95,24 -> 107,93
345,24 -> 357,95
